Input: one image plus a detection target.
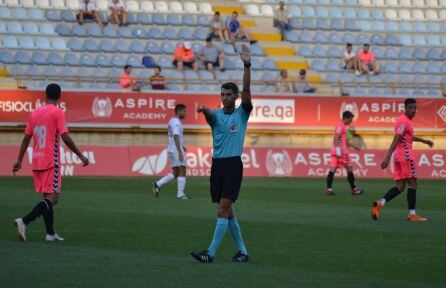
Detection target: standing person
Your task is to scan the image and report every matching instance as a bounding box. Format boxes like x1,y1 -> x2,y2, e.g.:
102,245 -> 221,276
12,84 -> 89,242
372,98 -> 433,222
200,37 -> 225,79
77,0 -> 104,28
191,44 -> 253,263
209,11 -> 229,42
274,1 -> 291,41
326,111 -> 364,196
109,0 -> 127,26
153,104 -> 190,200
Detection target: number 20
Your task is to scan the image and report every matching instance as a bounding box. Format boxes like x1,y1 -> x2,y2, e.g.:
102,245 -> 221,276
34,125 -> 47,148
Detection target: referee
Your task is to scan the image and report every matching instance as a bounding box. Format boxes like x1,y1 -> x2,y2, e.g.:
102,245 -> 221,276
191,44 -> 253,263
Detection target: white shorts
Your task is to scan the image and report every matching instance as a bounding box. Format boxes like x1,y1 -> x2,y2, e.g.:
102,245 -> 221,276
168,152 -> 187,168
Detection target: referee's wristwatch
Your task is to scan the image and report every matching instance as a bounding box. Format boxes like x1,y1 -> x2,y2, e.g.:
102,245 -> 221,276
244,62 -> 251,68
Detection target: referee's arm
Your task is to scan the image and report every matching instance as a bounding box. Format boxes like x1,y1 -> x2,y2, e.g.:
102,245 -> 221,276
241,45 -> 253,112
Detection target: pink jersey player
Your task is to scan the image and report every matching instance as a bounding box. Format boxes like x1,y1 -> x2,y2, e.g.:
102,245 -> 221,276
372,98 -> 434,222
12,84 -> 88,243
326,111 -> 363,196
25,104 -> 68,193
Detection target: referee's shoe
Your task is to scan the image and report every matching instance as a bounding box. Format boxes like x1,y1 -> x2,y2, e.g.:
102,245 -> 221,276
191,250 -> 213,263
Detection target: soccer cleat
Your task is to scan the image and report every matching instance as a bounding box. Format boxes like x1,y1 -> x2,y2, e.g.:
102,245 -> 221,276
45,233 -> 64,241
177,195 -> 191,200
152,182 -> 160,198
371,201 -> 383,221
407,214 -> 428,222
191,250 -> 213,263
231,251 -> 249,263
13,218 -> 27,242
352,188 -> 364,195
326,189 -> 335,196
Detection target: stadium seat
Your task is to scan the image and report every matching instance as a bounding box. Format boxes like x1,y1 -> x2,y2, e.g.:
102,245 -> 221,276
398,62 -> 411,73
163,27 -> 179,40
0,7 -> 13,19
84,39 -> 99,52
288,6 -> 301,17
61,10 -> 76,22
28,8 -> 45,21
115,40 -> 130,53
15,51 -> 32,64
412,9 -> 425,20
51,38 -> 68,51
127,55 -> 143,68
357,33 -> 370,44
328,45 -> 342,58
169,1 -> 183,13
385,34 -> 399,45
384,47 -> 399,59
160,42 -> 174,54
371,9 -> 384,19
345,8 -> 356,19
63,53 -> 78,66
72,24 -> 87,37
94,54 -> 112,67
359,20 -> 370,31
155,1 -> 169,12
178,28 -> 194,40
26,66 -> 41,75
130,41 -> 146,53
39,23 -> 55,35
184,2 -> 198,14
197,15 -> 210,26
183,14 -> 197,26
302,18 -> 315,30
263,58 -> 276,70
246,4 -> 260,16
316,19 -> 330,30
413,35 -> 426,46
12,7 -> 27,20
167,14 -> 181,26
311,59 -> 325,71
358,8 -> 371,19
51,0 -> 65,9
0,51 -> 15,64
299,31 -> 313,42
31,51 -> 47,64
158,56 -> 172,68
5,0 -> 19,6
426,9 -> 438,20
43,66 -> 58,76
96,0 -> 108,11
85,25 -> 101,37
48,52 -> 64,65
126,1 -> 140,12
386,21 -> 399,32
326,59 -> 341,71
0,22 -> 5,34
427,22 -> 440,32
427,48 -> 441,60
385,9 -> 398,20
117,26 -> 132,38
414,21 -> 426,33
147,42 -> 160,53
152,14 -> 166,25
261,4 -> 274,16
103,25 -> 119,38
344,20 -> 359,31
302,6 -> 315,17
399,9 -> 411,20
427,63 -> 442,74
284,31 -> 299,42
79,54 -> 94,67
427,35 -> 441,46
371,21 -> 385,32
23,23 -> 38,36
7,21 -> 24,34
19,37 -> 35,49
66,0 -> 79,10
314,32 -> 329,43
55,24 -> 71,36
343,33 -> 355,43
399,34 -> 412,45
193,28 -> 208,40
141,1 -> 155,12
135,13 -> 150,25
35,37 -> 51,50
330,19 -> 343,30
2,35 -> 17,49
21,0 -> 35,8
328,32 -> 342,44
68,38 -> 83,51
9,66 -> 23,75
199,3 -> 213,14
371,34 -> 385,45
37,0 -> 50,9
331,7 -> 343,18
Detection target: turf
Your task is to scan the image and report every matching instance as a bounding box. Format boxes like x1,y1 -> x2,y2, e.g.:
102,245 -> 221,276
1,176 -> 445,288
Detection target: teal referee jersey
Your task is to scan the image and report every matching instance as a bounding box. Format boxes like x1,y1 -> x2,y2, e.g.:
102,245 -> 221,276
207,106 -> 251,159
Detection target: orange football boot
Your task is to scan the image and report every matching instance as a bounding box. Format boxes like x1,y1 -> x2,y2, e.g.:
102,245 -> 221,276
371,201 -> 383,221
407,214 -> 428,222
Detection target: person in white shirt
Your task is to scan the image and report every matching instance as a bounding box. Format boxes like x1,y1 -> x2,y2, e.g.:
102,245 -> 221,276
342,43 -> 358,71
109,0 -> 127,26
274,1 -> 291,41
77,0 -> 104,28
153,104 -> 190,200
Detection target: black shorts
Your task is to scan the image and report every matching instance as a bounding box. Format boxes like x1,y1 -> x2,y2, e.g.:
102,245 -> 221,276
172,60 -> 194,69
210,157 -> 243,203
205,61 -> 219,68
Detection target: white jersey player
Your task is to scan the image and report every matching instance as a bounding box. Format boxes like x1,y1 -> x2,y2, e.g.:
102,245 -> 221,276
153,104 -> 189,200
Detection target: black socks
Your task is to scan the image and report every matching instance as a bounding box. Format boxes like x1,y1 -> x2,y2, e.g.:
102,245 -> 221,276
407,187 -> 417,211
326,171 -> 335,189
383,186 -> 402,203
22,198 -> 54,235
347,172 -> 356,190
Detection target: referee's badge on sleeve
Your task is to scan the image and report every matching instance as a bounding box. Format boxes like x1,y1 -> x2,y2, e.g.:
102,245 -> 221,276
230,123 -> 237,133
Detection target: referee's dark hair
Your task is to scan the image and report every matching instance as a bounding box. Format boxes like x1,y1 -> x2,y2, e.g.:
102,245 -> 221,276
46,83 -> 61,100
404,98 -> 417,106
342,111 -> 354,119
221,82 -> 239,96
175,104 -> 186,114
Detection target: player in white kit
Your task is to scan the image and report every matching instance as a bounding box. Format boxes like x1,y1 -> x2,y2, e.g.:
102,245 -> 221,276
153,104 -> 190,200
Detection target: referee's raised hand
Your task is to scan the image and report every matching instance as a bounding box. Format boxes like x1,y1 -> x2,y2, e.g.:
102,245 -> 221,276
240,44 -> 251,64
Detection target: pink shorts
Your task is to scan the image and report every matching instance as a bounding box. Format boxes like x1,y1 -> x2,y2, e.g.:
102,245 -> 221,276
393,160 -> 417,181
33,167 -> 62,193
330,154 -> 350,169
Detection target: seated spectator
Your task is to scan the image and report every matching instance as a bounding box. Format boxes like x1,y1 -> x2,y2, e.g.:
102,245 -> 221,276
293,69 -> 316,93
172,41 -> 199,72
227,11 -> 257,51
109,0 -> 127,26
274,1 -> 291,41
149,66 -> 167,90
357,43 -> 379,75
77,0 -> 103,28
119,65 -> 140,91
342,43 -> 358,71
209,11 -> 229,42
200,37 -> 225,79
275,69 -> 293,93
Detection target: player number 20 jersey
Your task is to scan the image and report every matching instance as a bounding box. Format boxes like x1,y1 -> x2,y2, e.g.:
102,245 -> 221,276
167,117 -> 184,154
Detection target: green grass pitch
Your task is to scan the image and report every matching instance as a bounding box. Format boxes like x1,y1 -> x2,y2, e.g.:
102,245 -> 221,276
1,176 -> 445,288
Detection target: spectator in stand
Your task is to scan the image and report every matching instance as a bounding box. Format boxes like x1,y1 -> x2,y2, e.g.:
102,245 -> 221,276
149,66 -> 167,90
209,11 -> 229,42
274,1 -> 291,41
119,65 -> 140,91
342,43 -> 358,72
357,43 -> 379,76
77,0 -> 104,28
293,69 -> 316,93
172,41 -> 199,72
200,37 -> 225,79
109,0 -> 127,26
275,69 -> 293,93
227,11 -> 257,52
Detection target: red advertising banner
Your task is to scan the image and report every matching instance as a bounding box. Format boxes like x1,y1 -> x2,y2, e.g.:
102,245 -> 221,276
2,145 -> 445,179
1,90 -> 445,130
